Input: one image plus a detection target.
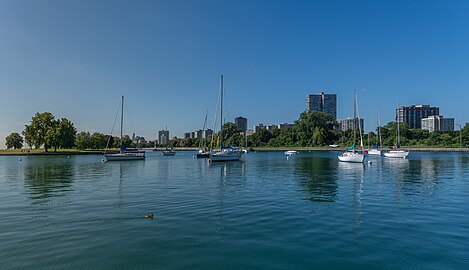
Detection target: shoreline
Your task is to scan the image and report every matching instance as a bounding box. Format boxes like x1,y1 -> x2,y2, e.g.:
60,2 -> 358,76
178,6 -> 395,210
0,150 -> 105,156
250,147 -> 469,153
1,147 -> 468,156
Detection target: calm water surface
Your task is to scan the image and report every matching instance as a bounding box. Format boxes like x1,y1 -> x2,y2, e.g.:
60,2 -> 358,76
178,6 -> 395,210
0,151 -> 468,269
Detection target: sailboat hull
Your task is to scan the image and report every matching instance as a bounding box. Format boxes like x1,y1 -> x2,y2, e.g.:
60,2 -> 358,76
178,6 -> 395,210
368,149 -> 382,156
209,151 -> 242,162
383,150 -> 409,158
104,153 -> 146,161
338,152 -> 365,163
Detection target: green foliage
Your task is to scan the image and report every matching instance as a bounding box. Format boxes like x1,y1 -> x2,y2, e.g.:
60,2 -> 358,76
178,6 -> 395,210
5,132 -> 23,149
57,118 -> 77,149
75,132 -> 91,150
294,111 -> 336,146
26,112 -> 55,152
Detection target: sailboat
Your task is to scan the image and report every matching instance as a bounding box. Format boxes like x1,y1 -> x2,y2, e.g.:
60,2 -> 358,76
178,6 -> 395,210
384,100 -> 409,159
368,107 -> 383,156
104,96 -> 146,161
338,90 -> 365,163
209,75 -> 243,162
196,110 -> 210,158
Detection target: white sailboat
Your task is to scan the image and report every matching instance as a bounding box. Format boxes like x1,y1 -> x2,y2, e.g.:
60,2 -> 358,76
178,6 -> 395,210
209,75 -> 243,162
104,96 -> 146,161
338,90 -> 365,163
368,107 -> 383,156
384,100 -> 410,159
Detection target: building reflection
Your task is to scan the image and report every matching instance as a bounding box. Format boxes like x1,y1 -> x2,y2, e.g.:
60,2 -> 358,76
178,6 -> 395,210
294,157 -> 338,203
23,157 -> 74,203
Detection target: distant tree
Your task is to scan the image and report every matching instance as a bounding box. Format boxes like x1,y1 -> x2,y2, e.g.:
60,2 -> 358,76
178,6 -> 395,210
295,111 -> 335,146
5,132 -> 23,149
57,118 -> 77,149
22,124 -> 37,149
75,131 -> 91,150
26,112 -> 55,152
90,132 -> 108,149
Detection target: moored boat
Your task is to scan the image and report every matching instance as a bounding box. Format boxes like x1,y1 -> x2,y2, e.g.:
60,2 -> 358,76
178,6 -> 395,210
209,75 -> 242,162
338,90 -> 365,163
104,96 -> 145,161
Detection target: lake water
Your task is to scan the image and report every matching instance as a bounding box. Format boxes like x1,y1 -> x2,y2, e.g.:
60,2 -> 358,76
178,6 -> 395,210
0,151 -> 468,269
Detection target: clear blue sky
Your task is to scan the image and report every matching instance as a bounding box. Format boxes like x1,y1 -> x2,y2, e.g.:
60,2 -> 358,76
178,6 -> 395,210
1,0 -> 468,148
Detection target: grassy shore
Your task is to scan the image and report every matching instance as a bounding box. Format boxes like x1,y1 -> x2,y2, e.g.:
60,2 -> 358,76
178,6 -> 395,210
0,149 -> 106,156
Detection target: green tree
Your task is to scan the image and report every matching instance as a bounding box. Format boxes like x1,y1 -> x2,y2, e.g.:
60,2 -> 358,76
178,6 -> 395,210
295,111 -> 335,146
57,118 -> 77,149
90,132 -> 107,149
26,112 -> 55,152
22,124 -> 37,149
75,131 -> 91,150
5,132 -> 24,149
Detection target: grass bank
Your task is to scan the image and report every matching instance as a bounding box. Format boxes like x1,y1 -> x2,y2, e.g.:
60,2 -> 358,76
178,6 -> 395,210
0,149 -> 105,156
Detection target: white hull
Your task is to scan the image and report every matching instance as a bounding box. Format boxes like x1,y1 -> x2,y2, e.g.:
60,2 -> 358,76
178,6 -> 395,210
368,149 -> 382,156
104,153 -> 145,161
284,150 -> 298,155
338,152 -> 365,163
209,151 -> 242,162
383,150 -> 409,158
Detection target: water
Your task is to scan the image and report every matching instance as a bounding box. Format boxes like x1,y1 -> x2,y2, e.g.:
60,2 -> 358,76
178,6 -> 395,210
0,151 -> 468,269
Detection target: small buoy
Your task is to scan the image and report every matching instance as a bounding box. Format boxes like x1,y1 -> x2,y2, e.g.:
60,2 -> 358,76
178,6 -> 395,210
19,158 -> 22,161
144,214 -> 154,219
101,158 -> 105,162
368,160 -> 372,165
67,156 -> 70,158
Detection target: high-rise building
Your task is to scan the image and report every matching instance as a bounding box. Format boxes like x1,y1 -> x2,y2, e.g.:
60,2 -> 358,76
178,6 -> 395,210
254,123 -> 264,132
306,92 -> 337,119
337,117 -> 364,132
235,116 -> 248,132
396,105 -> 439,129
421,115 -> 454,132
158,130 -> 170,146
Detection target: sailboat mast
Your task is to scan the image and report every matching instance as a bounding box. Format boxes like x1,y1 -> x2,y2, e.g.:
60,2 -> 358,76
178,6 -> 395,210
377,107 -> 382,148
397,99 -> 400,148
353,89 -> 357,147
220,75 -> 224,151
120,95 -> 124,150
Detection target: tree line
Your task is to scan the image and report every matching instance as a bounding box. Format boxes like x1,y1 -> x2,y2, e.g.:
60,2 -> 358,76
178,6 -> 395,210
6,111 -> 469,150
5,112 -> 154,151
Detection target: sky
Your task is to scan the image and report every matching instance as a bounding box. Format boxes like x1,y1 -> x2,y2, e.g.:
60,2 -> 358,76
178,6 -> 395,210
1,0 -> 468,148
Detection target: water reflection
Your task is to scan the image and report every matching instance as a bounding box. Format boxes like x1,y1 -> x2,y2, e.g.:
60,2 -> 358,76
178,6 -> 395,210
337,161 -> 365,227
23,157 -> 74,204
294,157 -> 338,202
209,161 -> 246,236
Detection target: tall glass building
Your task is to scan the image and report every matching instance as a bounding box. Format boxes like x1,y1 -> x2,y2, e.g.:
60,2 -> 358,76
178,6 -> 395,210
306,92 -> 337,120
396,105 -> 439,129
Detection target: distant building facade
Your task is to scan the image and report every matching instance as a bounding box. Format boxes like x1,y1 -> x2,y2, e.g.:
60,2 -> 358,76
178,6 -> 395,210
397,105 -> 439,129
277,123 -> 294,129
337,117 -> 364,132
235,116 -> 248,132
158,130 -> 170,145
183,129 -> 213,139
306,92 -> 337,120
421,115 -> 454,132
254,123 -> 265,132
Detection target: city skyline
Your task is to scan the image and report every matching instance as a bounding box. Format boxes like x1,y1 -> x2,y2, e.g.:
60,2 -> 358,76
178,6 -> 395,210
1,1 -> 469,148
